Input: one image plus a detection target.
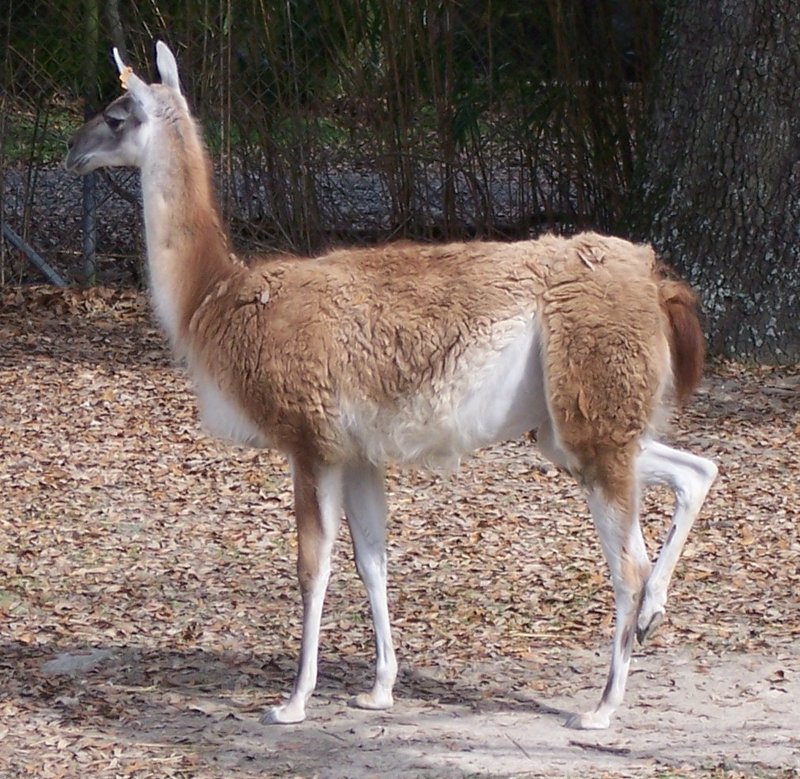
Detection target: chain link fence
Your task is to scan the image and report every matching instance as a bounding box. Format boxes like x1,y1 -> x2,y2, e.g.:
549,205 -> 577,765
1,0 -> 660,287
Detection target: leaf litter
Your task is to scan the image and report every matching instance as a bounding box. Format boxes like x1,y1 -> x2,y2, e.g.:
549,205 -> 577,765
0,286 -> 798,778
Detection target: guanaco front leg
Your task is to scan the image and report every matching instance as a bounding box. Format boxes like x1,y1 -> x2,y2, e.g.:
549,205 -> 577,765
343,461 -> 397,710
263,460 -> 342,724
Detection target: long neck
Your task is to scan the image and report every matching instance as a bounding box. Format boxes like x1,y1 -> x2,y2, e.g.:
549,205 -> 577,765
140,116 -> 234,352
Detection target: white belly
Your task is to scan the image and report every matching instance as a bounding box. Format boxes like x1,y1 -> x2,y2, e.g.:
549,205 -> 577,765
341,318 -> 548,468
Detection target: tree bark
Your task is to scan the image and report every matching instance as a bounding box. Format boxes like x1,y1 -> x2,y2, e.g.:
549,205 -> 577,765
632,0 -> 800,362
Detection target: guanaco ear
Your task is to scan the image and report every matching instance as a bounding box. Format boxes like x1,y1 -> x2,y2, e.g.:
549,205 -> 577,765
112,47 -> 155,114
155,41 -> 182,94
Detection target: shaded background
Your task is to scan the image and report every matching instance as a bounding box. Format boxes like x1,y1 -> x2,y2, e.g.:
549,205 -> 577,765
0,0 -> 665,275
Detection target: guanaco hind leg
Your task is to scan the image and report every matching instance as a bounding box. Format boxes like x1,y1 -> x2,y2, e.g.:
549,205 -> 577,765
565,484 -> 651,730
566,439 -> 717,728
635,440 -> 718,643
343,461 -> 397,710
264,461 -> 343,724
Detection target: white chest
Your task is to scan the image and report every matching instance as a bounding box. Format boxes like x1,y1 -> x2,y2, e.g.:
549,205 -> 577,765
192,370 -> 269,448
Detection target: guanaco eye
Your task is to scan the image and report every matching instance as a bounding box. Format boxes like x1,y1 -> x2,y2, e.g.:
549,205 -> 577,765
104,114 -> 124,132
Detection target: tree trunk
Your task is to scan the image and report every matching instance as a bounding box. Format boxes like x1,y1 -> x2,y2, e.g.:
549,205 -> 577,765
632,0 -> 800,362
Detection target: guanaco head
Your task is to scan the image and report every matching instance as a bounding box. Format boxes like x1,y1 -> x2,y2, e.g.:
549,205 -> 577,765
65,41 -> 185,174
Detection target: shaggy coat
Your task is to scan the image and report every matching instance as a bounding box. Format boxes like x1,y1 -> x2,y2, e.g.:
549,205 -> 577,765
188,235 -> 687,468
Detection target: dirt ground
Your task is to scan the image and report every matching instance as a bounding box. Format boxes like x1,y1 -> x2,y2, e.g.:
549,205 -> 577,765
14,641 -> 800,779
0,644 -> 800,779
1,287 -> 799,778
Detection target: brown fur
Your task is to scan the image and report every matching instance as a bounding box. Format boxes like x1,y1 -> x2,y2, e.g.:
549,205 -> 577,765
658,276 -> 705,403
132,96 -> 703,474
184,226 -> 704,472
293,461 -> 329,594
149,105 -> 235,353
189,241 -> 545,459
538,236 -> 669,491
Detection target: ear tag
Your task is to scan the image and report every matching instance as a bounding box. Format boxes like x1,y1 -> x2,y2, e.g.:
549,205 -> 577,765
118,65 -> 134,90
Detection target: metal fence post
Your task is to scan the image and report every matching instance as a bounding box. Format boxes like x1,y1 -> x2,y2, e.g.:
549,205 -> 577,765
82,0 -> 100,285
82,173 -> 97,284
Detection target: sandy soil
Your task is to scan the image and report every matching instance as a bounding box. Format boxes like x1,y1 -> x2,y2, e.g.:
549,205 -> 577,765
24,640 -> 800,778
